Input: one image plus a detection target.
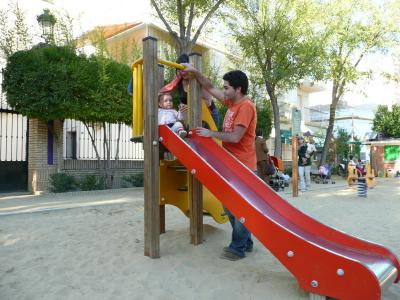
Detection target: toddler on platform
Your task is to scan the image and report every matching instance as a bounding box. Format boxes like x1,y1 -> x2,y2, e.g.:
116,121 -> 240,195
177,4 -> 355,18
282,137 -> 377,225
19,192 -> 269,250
158,93 -> 187,138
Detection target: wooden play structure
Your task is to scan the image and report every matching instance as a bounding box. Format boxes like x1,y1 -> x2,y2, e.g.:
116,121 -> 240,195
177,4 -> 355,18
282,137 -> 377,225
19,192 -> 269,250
132,36 -> 399,300
365,161 -> 376,188
347,165 -> 359,186
347,162 -> 376,188
131,37 -> 227,258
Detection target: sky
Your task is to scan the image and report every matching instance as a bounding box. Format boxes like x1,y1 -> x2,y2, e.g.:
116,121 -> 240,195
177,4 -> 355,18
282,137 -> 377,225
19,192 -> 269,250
1,0 -> 152,37
2,0 -> 399,137
310,50 -> 399,135
309,51 -> 399,116
308,50 -> 399,138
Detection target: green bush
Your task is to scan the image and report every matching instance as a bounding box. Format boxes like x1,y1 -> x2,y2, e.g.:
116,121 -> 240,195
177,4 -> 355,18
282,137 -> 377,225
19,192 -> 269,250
122,173 -> 144,187
2,45 -> 132,124
79,175 -> 105,191
49,173 -> 77,193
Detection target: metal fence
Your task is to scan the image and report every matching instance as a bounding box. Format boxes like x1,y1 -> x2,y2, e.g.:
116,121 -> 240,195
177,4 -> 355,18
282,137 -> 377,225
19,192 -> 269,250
0,69 -> 28,191
64,119 -> 144,160
0,72 -> 28,162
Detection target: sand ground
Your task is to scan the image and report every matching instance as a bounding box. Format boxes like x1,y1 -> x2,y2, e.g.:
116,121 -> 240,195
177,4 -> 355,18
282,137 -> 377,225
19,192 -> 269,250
0,178 -> 399,300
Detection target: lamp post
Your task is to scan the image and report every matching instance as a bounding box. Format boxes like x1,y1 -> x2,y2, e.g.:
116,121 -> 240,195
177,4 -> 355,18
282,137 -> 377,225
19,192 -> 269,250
36,9 -> 56,44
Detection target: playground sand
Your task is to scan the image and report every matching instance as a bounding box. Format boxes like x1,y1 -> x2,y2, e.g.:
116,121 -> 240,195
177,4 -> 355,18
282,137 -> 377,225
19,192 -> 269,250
0,178 -> 399,300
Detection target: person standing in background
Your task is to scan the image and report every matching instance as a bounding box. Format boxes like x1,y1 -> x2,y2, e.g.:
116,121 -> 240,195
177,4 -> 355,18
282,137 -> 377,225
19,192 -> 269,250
255,129 -> 270,183
298,136 -> 312,192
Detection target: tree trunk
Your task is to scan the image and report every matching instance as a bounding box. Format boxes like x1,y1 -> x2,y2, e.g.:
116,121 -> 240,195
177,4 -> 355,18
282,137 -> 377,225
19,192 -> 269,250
83,121 -> 101,161
83,121 -> 108,188
265,83 -> 282,157
102,122 -> 112,189
115,123 -> 122,160
177,41 -> 192,56
150,0 -> 224,57
320,85 -> 340,166
108,123 -> 113,188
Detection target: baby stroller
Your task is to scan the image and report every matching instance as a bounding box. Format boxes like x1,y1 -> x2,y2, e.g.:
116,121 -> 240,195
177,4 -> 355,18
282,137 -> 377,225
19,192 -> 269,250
315,164 -> 335,184
268,156 -> 289,192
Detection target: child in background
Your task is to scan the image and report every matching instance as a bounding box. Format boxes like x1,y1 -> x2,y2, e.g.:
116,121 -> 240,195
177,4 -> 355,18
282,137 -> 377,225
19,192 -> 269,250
158,93 -> 187,138
305,137 -> 317,160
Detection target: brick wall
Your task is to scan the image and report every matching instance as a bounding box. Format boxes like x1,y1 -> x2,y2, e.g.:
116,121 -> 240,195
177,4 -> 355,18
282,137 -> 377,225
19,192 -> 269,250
371,145 -> 400,176
28,118 -> 144,193
62,159 -> 144,188
28,119 -> 63,193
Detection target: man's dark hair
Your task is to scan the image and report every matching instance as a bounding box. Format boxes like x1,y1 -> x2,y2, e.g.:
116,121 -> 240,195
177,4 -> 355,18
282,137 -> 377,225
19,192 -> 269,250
177,53 -> 189,64
222,70 -> 249,95
176,53 -> 189,104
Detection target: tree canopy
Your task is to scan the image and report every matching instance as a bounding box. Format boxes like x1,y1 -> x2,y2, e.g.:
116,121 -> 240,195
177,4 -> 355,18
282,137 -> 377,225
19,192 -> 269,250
0,1 -> 31,59
226,0 -> 325,156
151,0 -> 226,54
373,105 -> 400,138
2,45 -> 131,124
318,0 -> 398,165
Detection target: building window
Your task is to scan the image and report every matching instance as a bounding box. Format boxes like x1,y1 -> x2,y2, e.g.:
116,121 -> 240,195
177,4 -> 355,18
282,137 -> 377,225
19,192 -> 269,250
66,131 -> 77,159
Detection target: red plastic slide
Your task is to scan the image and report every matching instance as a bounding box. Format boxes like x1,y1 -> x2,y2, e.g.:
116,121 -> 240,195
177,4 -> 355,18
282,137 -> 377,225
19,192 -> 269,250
159,125 -> 399,300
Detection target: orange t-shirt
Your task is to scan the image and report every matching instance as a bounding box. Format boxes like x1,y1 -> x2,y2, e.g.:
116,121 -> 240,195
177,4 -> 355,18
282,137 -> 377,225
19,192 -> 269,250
222,98 -> 257,171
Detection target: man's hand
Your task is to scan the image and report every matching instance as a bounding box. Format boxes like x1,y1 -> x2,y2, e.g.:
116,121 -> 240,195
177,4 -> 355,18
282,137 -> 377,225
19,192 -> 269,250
181,63 -> 224,102
195,127 -> 213,138
181,63 -> 196,79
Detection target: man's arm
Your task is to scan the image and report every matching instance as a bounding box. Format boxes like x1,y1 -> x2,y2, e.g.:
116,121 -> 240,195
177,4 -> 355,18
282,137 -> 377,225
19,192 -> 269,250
182,64 -> 225,103
201,87 -> 212,107
196,125 -> 246,143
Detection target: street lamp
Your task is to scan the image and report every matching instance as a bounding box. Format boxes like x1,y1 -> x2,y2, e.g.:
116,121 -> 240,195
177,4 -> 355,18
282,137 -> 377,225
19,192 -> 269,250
37,9 -> 56,44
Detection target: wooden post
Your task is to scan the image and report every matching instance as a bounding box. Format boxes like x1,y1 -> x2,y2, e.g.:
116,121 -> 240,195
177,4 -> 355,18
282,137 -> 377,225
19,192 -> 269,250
188,53 -> 203,245
158,64 -> 166,234
292,136 -> 298,197
142,36 -> 160,258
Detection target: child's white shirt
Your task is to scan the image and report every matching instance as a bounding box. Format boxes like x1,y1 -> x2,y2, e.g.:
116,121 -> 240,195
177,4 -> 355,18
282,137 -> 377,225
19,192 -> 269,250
306,143 -> 316,154
158,108 -> 180,125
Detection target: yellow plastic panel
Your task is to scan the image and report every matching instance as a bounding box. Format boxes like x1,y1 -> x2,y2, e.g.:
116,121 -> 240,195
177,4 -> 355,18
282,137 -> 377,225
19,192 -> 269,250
137,64 -> 143,135
201,101 -> 217,131
365,161 -> 376,188
201,101 -> 221,145
132,68 -> 137,137
133,66 -> 140,137
159,159 -> 227,224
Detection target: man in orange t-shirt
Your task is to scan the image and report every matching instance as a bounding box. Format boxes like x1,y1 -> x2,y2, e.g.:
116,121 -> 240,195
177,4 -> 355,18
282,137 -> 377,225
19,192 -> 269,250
181,67 -> 257,261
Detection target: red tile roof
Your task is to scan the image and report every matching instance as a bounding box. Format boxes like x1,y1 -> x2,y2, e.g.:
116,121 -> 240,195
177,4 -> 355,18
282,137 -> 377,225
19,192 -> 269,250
94,22 -> 142,39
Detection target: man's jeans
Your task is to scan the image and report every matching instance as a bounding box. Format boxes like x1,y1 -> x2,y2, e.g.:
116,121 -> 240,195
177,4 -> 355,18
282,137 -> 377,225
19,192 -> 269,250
224,207 -> 253,257
223,170 -> 257,257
